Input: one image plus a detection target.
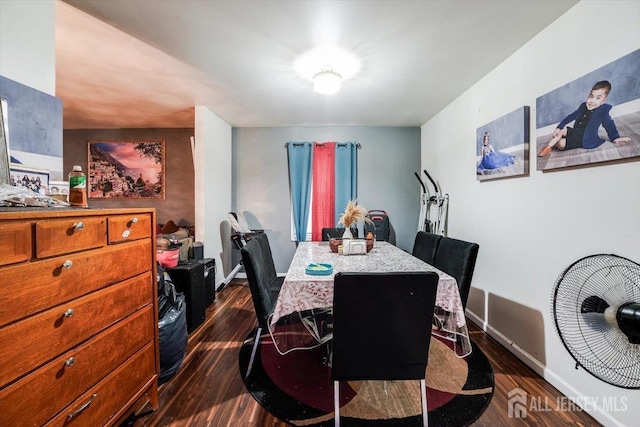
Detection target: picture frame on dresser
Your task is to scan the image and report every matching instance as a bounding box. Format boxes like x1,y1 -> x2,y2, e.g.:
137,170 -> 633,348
9,162 -> 50,194
48,180 -> 69,195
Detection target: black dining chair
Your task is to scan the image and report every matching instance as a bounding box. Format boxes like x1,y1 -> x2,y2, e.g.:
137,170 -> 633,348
412,231 -> 443,265
240,234 -> 282,378
432,236 -> 479,311
252,232 -> 284,290
331,272 -> 440,427
321,227 -> 358,241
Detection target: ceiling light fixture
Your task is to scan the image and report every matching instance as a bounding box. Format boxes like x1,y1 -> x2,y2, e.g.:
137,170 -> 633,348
313,67 -> 342,95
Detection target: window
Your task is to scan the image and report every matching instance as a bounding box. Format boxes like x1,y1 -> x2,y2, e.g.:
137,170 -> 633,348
287,141 -> 360,242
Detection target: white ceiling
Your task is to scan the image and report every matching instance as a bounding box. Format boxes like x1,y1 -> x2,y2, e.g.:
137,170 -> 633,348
57,0 -> 579,129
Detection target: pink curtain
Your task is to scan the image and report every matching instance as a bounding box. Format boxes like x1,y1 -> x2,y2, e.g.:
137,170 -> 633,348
311,142 -> 335,241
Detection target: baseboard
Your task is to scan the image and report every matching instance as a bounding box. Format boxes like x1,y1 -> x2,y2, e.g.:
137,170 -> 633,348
465,309 -> 486,331
231,272 -> 285,280
467,311 -> 546,376
217,263 -> 244,290
466,309 -> 626,427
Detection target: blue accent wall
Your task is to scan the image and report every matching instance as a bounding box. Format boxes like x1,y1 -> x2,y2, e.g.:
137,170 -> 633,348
232,126 -> 421,273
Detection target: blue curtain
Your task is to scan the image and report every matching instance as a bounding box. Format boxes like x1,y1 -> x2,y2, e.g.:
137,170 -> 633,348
287,142 -> 313,242
334,142 -> 358,226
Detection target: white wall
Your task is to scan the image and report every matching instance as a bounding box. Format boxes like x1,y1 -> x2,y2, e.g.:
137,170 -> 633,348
0,0 -> 56,95
421,1 -> 640,426
194,106 -> 232,288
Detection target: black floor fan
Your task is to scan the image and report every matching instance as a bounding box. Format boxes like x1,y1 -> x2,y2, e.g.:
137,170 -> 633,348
551,254 -> 640,389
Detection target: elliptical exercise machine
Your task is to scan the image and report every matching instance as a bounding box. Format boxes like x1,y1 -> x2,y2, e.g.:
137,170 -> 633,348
414,169 -> 449,236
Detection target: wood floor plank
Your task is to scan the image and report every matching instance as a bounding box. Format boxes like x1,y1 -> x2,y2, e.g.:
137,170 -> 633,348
130,280 -> 600,427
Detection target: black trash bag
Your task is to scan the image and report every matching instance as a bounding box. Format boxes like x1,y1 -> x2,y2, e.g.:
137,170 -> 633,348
158,293 -> 188,385
157,263 -> 177,319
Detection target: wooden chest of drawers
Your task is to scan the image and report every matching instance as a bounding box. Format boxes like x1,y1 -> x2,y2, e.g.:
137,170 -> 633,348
0,207 -> 159,426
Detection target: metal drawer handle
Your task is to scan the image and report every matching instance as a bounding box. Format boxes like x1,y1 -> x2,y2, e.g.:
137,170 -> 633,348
62,260 -> 73,269
65,357 -> 76,367
72,222 -> 85,230
67,394 -> 97,420
130,217 -> 139,225
64,308 -> 74,318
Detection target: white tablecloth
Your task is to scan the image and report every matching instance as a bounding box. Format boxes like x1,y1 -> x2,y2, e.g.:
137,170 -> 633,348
269,241 -> 472,357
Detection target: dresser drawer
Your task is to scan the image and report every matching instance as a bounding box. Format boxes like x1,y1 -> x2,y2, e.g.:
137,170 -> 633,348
0,207 -> 158,425
108,213 -> 152,244
44,342 -> 156,427
36,216 -> 106,258
0,273 -> 153,387
0,306 -> 154,426
0,221 -> 32,266
1,239 -> 152,326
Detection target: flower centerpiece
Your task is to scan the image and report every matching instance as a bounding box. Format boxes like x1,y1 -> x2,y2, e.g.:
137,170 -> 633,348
338,200 -> 372,239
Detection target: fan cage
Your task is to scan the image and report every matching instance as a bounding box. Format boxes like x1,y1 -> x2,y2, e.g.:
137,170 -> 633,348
551,254 -> 640,389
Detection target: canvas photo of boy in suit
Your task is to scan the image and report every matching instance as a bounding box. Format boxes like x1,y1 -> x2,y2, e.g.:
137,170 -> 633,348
538,81 -> 630,157
535,49 -> 640,171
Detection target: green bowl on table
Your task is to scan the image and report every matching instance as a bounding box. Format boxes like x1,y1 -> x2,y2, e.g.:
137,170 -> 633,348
305,263 -> 333,276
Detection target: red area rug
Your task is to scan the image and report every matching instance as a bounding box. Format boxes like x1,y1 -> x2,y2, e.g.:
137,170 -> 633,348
239,330 -> 493,426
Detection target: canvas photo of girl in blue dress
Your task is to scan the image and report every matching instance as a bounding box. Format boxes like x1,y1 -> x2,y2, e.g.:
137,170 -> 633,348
476,106 -> 529,182
477,132 -> 516,171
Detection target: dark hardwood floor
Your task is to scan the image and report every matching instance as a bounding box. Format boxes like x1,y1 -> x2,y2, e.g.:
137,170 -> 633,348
132,280 -> 599,426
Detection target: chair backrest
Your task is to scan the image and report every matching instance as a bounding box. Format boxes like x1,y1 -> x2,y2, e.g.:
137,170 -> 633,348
432,236 -> 479,310
252,232 -> 278,281
365,210 -> 390,241
412,231 -> 443,265
331,272 -> 439,381
321,227 -> 358,241
240,236 -> 275,327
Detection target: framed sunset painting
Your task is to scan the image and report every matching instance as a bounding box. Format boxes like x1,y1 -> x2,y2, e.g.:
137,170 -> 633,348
88,140 -> 165,199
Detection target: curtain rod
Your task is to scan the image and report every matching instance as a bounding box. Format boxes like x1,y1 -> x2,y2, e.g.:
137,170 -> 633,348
284,142 -> 361,149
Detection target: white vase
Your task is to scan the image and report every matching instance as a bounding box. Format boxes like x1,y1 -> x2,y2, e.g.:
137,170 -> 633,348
342,227 -> 353,240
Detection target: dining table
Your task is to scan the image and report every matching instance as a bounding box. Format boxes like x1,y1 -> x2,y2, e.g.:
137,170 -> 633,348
268,240 -> 473,358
